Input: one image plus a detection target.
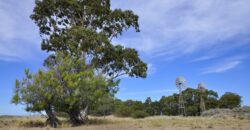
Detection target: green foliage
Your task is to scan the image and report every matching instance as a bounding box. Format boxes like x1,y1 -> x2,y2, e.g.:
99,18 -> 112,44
12,69 -> 57,112
125,100 -> 144,111
159,95 -> 179,116
31,0 -> 140,40
144,97 -> 155,116
186,105 -> 199,116
113,88 -> 220,117
111,89 -> 241,118
219,92 -> 241,109
31,0 -> 147,79
131,110 -> 149,119
114,105 -> 133,117
89,96 -> 115,116
206,97 -> 219,109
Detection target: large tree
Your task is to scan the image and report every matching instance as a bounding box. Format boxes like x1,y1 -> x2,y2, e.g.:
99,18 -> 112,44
13,0 -> 147,127
31,0 -> 147,79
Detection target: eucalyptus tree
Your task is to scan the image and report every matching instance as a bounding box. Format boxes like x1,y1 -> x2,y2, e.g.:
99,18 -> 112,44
15,0 -> 148,126
31,0 -> 147,79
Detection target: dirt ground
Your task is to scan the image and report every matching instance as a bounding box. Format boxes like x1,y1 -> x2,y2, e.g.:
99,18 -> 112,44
1,115 -> 250,130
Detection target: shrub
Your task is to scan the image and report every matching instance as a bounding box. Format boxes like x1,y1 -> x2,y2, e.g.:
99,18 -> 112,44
132,111 -> 149,119
186,106 -> 199,116
219,92 -> 241,109
114,106 -> 133,117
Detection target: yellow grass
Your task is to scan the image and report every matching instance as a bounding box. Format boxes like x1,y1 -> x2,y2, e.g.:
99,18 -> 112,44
0,115 -> 250,130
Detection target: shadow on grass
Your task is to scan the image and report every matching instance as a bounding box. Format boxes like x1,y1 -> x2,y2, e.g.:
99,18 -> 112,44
16,118 -> 111,128
19,120 -> 45,128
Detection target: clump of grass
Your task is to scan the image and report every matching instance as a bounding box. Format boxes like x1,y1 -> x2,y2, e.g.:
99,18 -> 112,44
148,120 -> 164,127
21,119 -> 45,127
142,117 -> 166,127
3,122 -> 8,126
207,124 -> 213,129
17,120 -> 24,127
85,118 -> 110,125
238,116 -> 244,120
59,121 -> 71,128
191,125 -> 202,129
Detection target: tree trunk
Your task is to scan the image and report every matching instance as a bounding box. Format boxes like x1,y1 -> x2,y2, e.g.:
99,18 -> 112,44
45,106 -> 58,128
68,109 -> 83,125
80,105 -> 88,121
68,105 -> 89,125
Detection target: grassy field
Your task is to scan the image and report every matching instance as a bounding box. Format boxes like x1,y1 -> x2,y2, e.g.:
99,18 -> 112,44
0,115 -> 250,130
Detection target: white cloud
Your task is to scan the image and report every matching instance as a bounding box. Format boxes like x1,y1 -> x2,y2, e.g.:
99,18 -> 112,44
203,61 -> 240,74
112,0 -> 250,59
202,56 -> 247,74
1,0 -> 249,62
147,63 -> 157,75
191,55 -> 215,62
0,0 -> 41,61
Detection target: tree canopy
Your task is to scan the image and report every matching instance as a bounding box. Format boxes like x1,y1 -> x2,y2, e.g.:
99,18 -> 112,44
219,92 -> 241,109
31,0 -> 147,79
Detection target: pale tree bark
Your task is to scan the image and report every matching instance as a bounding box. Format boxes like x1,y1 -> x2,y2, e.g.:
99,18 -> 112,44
45,105 -> 58,128
80,105 -> 89,121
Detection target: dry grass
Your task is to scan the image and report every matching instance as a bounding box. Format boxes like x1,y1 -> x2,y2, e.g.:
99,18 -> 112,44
0,115 -> 250,130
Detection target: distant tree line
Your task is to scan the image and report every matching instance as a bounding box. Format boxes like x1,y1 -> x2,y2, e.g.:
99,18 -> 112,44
89,89 -> 241,118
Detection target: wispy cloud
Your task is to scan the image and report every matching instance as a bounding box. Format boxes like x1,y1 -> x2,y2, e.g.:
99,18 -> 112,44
147,63 -> 157,75
191,55 -> 216,62
0,0 -> 42,62
203,61 -> 241,74
1,0 -> 249,62
112,0 -> 250,60
202,56 -> 247,74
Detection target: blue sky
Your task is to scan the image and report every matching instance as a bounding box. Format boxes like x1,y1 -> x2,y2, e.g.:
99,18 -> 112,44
0,0 -> 250,115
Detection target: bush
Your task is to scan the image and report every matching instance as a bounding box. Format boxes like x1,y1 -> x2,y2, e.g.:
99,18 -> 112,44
132,111 -> 149,119
186,106 -> 199,116
219,92 -> 241,109
114,106 -> 133,117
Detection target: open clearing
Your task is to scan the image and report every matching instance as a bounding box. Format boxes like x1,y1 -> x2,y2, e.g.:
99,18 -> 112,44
0,115 -> 250,130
